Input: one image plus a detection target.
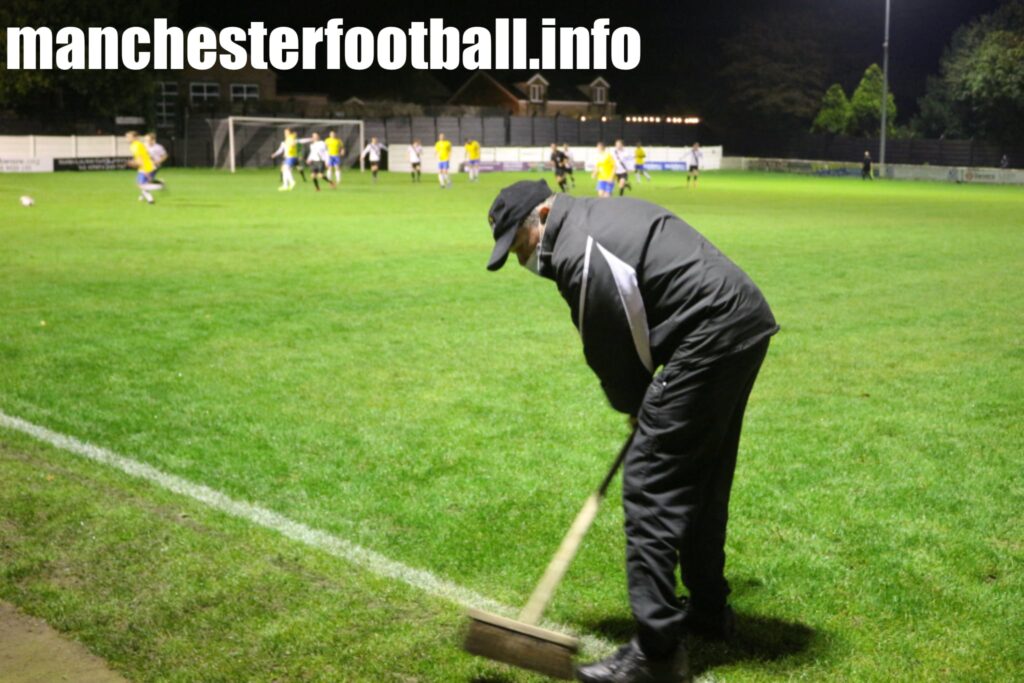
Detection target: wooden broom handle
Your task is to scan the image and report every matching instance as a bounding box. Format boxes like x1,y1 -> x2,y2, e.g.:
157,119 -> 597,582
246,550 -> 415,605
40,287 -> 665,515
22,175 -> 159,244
518,430 -> 635,625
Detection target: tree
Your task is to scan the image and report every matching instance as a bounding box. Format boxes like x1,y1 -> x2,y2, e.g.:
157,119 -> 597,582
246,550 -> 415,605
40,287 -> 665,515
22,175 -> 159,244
913,1 -> 1024,144
717,9 -> 831,133
0,0 -> 170,121
912,76 -> 963,139
811,84 -> 851,135
848,64 -> 897,137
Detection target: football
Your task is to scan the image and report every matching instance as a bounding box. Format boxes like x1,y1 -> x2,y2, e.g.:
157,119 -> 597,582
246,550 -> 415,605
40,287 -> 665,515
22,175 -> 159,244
20,195 -> 35,207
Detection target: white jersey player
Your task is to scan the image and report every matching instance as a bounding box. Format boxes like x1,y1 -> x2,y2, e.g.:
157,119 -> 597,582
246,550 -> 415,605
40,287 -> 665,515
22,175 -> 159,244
144,133 -> 168,186
561,144 -> 576,188
409,140 -> 423,183
305,133 -> 335,191
613,139 -> 633,196
687,143 -> 703,189
360,137 -> 387,183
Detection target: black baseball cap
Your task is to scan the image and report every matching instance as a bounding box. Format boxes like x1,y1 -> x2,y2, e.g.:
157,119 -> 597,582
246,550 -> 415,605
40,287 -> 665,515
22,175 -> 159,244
486,180 -> 553,271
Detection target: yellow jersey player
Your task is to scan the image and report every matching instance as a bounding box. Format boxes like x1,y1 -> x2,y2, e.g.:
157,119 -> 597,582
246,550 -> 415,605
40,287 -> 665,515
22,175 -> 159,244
592,141 -> 616,198
464,138 -> 481,182
325,131 -> 345,185
435,133 -> 453,188
126,131 -> 156,204
635,141 -> 651,182
270,129 -> 300,191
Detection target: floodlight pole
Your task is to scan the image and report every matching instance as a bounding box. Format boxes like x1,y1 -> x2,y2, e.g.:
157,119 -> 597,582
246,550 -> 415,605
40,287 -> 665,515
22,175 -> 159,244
879,0 -> 891,178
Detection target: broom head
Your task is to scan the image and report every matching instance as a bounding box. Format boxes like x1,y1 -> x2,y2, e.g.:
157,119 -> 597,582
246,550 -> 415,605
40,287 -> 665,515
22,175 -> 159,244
463,608 -> 579,680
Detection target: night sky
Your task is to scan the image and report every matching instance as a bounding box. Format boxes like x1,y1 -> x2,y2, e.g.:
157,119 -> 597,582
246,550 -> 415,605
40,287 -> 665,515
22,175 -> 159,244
175,0 -> 1003,120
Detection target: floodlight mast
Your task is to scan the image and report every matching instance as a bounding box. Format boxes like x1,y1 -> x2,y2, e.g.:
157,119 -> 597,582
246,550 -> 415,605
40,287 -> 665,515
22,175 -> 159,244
879,0 -> 891,178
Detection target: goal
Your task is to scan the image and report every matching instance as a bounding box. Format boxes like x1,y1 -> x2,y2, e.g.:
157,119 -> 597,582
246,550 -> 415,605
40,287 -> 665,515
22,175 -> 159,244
211,116 -> 365,172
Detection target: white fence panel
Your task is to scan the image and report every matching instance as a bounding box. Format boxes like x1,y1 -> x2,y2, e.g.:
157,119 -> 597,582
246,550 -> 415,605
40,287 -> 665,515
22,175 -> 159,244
388,145 -> 723,173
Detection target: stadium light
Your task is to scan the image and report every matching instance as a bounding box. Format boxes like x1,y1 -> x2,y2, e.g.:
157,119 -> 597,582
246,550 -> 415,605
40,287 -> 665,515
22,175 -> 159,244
684,117 -> 701,125
880,0 -> 891,178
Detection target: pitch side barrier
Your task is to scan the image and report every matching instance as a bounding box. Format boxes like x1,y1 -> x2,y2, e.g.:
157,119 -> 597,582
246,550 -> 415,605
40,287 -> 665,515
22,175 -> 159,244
387,145 -> 723,174
0,134 -> 133,172
720,156 -> 1024,186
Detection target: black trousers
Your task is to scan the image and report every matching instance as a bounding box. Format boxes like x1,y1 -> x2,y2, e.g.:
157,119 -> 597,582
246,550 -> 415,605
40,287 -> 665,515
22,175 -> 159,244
623,338 -> 770,656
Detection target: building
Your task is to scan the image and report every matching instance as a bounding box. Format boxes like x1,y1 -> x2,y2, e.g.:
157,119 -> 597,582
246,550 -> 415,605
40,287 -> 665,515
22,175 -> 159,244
326,71 -> 451,117
153,66 -> 458,129
154,64 -> 280,129
447,72 -> 616,118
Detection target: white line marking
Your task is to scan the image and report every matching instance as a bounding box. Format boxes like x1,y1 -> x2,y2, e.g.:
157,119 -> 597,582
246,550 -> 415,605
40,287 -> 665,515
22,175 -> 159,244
0,410 -> 621,656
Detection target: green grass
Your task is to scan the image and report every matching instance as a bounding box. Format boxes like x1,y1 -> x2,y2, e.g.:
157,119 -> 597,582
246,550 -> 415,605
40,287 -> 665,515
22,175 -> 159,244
1,168 -> 1022,681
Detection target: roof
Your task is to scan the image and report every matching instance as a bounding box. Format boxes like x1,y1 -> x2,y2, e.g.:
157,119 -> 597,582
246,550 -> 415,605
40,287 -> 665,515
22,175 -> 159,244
451,71 -> 613,104
278,70 -> 451,104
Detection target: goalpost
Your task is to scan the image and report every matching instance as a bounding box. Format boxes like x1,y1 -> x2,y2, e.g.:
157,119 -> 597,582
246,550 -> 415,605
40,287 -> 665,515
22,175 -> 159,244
212,116 -> 366,172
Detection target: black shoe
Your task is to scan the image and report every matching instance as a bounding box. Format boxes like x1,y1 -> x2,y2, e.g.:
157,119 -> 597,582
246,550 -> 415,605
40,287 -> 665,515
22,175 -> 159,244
576,638 -> 688,683
681,600 -> 736,641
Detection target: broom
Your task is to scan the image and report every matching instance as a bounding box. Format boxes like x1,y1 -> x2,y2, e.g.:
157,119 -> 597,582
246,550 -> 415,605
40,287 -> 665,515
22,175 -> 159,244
463,430 -> 635,679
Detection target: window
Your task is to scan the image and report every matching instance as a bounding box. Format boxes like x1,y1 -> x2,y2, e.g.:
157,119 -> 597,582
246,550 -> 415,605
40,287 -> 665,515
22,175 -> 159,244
155,81 -> 178,128
190,82 -> 220,103
593,86 -> 607,104
529,83 -> 544,103
231,83 -> 260,101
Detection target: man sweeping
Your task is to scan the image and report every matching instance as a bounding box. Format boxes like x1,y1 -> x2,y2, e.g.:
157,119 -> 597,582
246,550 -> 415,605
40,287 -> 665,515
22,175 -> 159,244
485,180 -> 778,683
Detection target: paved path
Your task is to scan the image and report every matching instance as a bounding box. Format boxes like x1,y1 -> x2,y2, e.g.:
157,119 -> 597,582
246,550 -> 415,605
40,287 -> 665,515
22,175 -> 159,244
0,601 -> 128,683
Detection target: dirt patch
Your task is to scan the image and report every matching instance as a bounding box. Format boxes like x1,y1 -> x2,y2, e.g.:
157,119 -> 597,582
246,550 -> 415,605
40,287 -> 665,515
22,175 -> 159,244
0,442 -> 226,540
0,601 -> 128,683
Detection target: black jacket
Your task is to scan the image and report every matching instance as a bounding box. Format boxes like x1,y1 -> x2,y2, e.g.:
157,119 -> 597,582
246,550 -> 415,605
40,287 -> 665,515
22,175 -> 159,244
537,195 -> 778,415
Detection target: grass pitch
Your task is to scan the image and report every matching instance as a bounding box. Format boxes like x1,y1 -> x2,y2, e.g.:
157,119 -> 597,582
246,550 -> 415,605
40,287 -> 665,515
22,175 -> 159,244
1,168 -> 1022,681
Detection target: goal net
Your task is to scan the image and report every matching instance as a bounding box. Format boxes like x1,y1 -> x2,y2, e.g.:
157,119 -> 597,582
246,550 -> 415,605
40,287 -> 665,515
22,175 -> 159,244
210,116 -> 365,172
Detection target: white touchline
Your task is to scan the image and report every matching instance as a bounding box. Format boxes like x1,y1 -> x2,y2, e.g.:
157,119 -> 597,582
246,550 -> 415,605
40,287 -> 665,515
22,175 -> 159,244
0,410 -> 723,680
0,410 -> 622,657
